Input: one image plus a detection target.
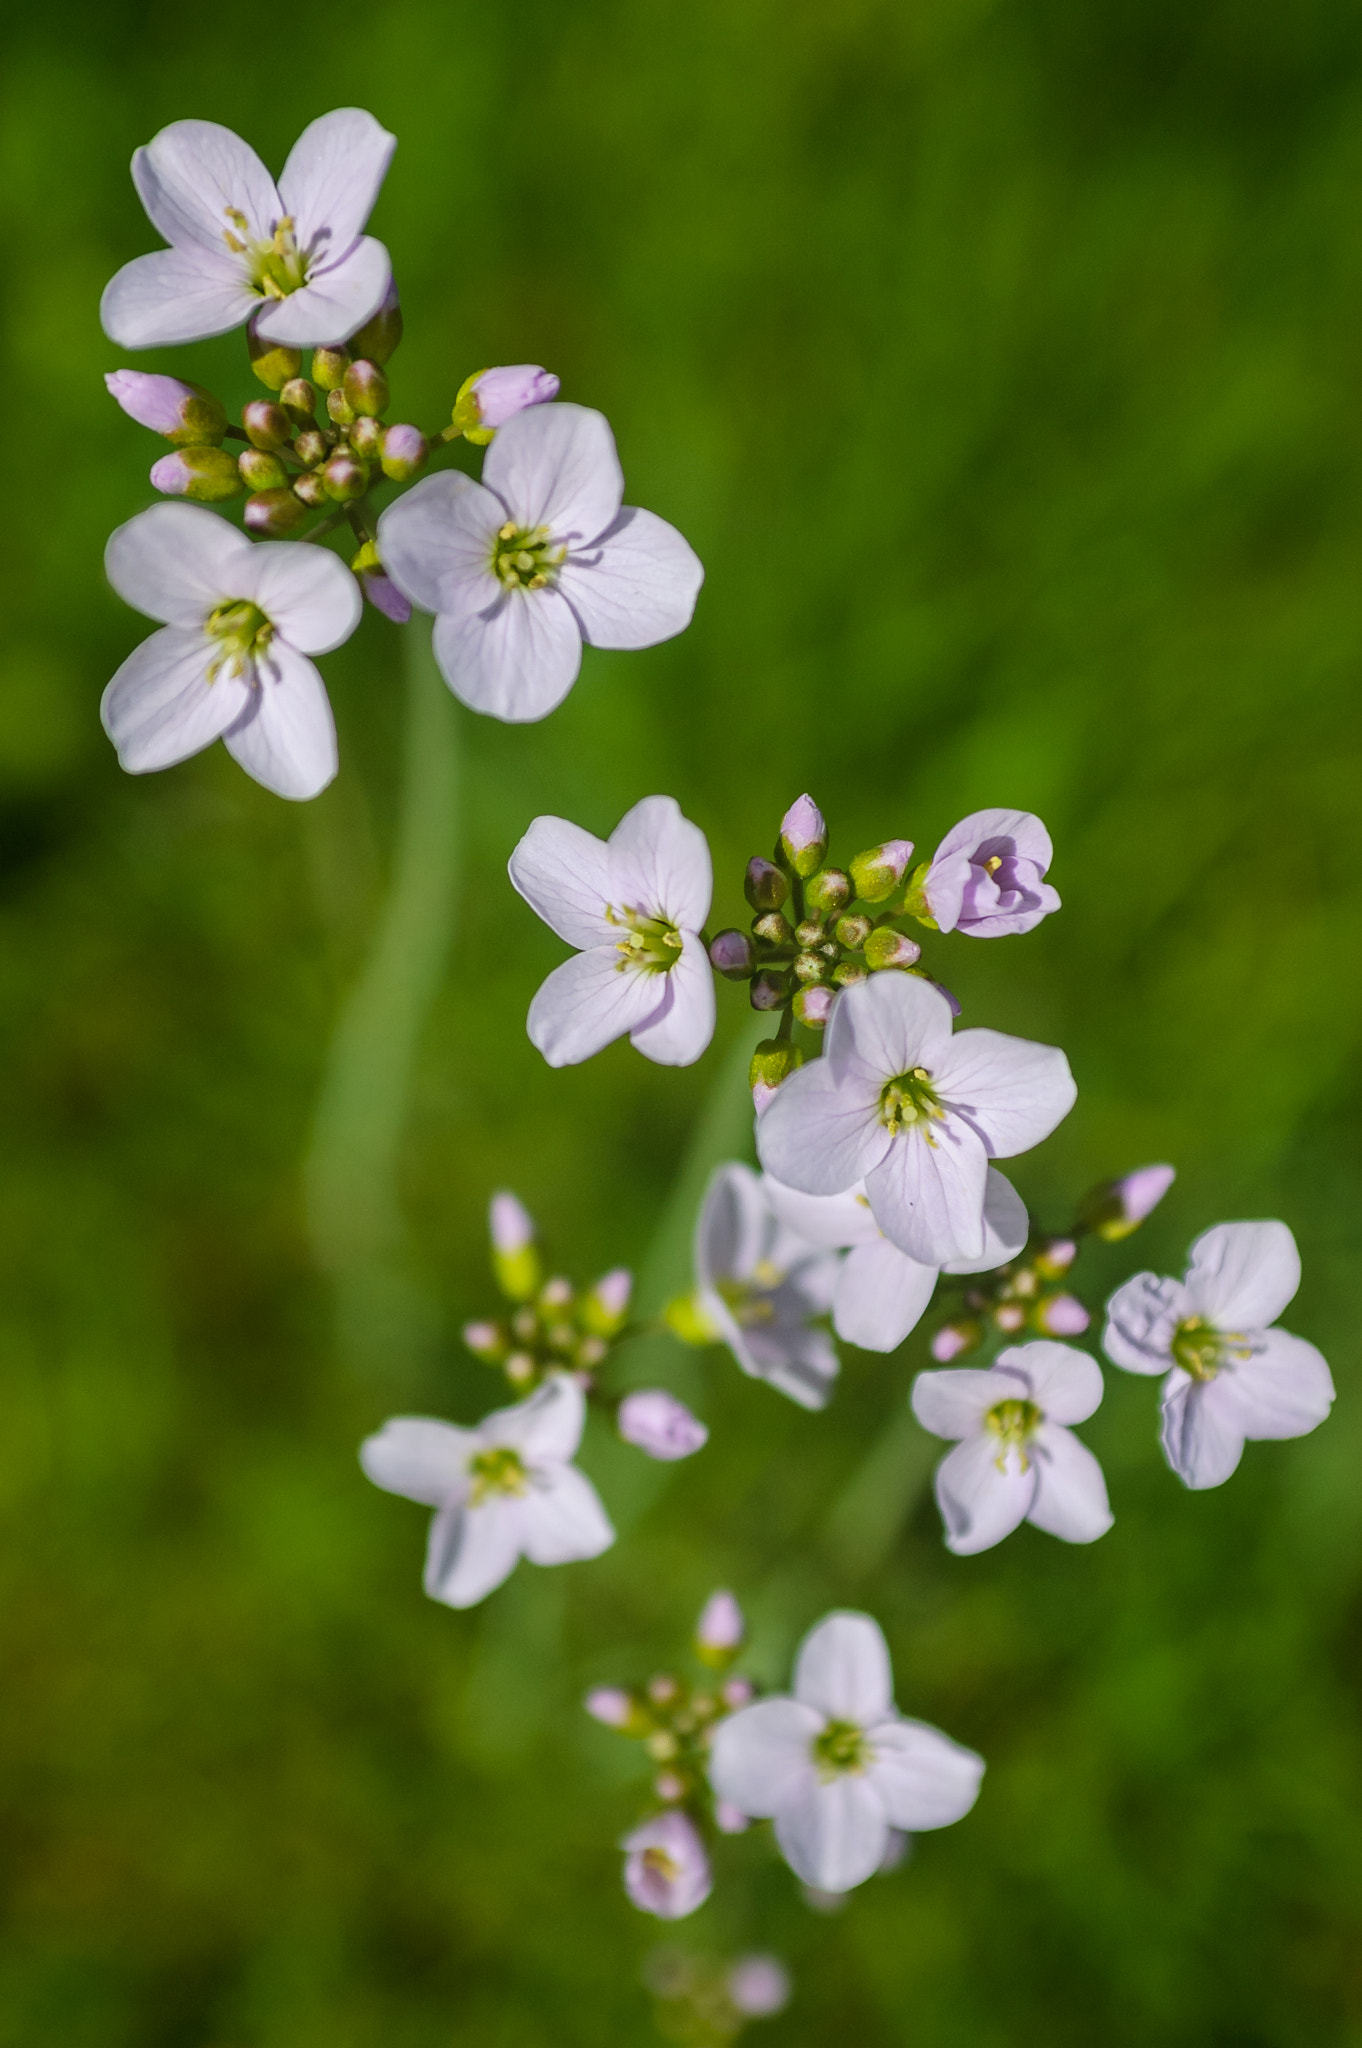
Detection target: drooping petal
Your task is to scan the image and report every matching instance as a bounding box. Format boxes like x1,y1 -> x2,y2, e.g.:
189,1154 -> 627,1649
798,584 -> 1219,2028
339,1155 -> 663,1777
933,1028 -> 1077,1159
423,1497 -> 525,1607
922,851 -> 972,933
102,629 -> 251,775
507,816 -> 615,948
773,1773 -> 888,1892
483,402 -> 624,544
526,947 -> 670,1067
432,586 -> 582,723
999,1340 -> 1105,1425
763,1178 -> 882,1250
793,1612 -> 893,1723
377,471 -> 503,615
222,644 -> 338,801
558,506 -> 703,648
695,1162 -> 774,1293
911,1366 -> 1031,1441
628,933 -> 716,1066
1213,1328 -> 1335,1442
864,1117 -> 989,1266
132,119 -> 280,254
1025,1423 -> 1113,1541
480,1373 -> 587,1462
756,1058 -> 889,1196
1184,1220 -> 1301,1331
865,1718 -> 985,1830
833,1239 -> 937,1351
519,1465 -> 615,1565
101,247 -> 255,348
359,1417 -> 474,1505
252,236 -> 392,348
1102,1271 -> 1186,1375
727,1306 -> 841,1412
708,1697 -> 823,1818
1159,1373 -> 1246,1489
933,1433 -> 1037,1554
826,972 -> 955,1089
233,541 -> 362,655
943,1168 -> 1029,1275
106,503 -> 254,626
277,107 -> 396,257
608,795 -> 713,932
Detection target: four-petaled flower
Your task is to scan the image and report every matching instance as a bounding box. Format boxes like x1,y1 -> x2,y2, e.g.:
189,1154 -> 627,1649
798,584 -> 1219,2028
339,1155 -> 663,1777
377,404 -> 704,722
708,1611 -> 983,1893
922,808 -> 1060,938
102,503 -> 360,800
692,1164 -> 842,1409
102,110 -> 395,350
621,1811 -> 713,1919
359,1374 -> 614,1608
508,796 -> 715,1068
756,972 -> 1075,1267
1103,1221 -> 1334,1489
911,1341 -> 1114,1554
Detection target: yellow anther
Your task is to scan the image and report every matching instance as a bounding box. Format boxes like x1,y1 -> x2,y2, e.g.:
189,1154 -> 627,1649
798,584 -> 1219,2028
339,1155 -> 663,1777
985,855 -> 1003,874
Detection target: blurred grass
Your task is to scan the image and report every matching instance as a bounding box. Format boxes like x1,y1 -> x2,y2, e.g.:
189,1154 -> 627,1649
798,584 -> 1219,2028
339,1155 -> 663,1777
3,0 -> 1362,2042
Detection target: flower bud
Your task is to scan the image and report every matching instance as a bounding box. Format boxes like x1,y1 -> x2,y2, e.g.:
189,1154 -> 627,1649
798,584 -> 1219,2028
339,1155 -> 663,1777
490,1191 -> 541,1300
708,929 -> 753,979
149,447 -> 242,502
994,1303 -> 1026,1333
793,985 -> 834,1028
720,1676 -> 754,1709
242,400 -> 292,451
322,449 -> 369,501
326,388 -> 357,428
1079,1164 -> 1176,1242
350,540 -> 411,623
582,1267 -> 632,1336
618,1388 -> 708,1461
832,961 -> 867,988
1035,1237 -> 1077,1278
727,1957 -> 791,2019
715,1800 -> 752,1835
463,1319 -> 506,1361
381,423 -> 428,482
749,969 -> 791,1012
849,839 -> 915,905
311,346 -> 351,393
793,950 -> 827,986
505,1351 -> 536,1387
451,364 -> 561,443
293,471 -> 327,508
804,867 -> 850,917
654,1768 -> 687,1803
350,414 -> 383,459
931,1319 -> 982,1361
346,279 -> 403,365
248,319 -> 301,391
344,358 -> 390,418
744,855 -> 789,913
584,1685 -> 640,1731
105,370 -> 227,446
794,919 -> 824,947
695,1589 -> 744,1660
864,928 -> 922,969
244,487 -> 309,536
778,793 -> 828,877
746,914 -> 787,951
647,1674 -> 680,1706
279,378 -> 317,426
294,428 -> 329,467
238,447 -> 288,491
1036,1292 -> 1091,1337
835,912 -> 873,949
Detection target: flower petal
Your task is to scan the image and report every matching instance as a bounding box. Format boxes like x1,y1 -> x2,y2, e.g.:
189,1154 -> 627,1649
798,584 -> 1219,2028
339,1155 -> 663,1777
1184,1220 -> 1301,1331
233,541 -> 361,654
101,247 -> 253,347
482,402 -> 623,543
558,506 -> 703,648
943,1168 -> 1029,1275
794,1611 -> 893,1723
1025,1422 -> 1113,1541
723,1303 -> 841,1411
277,107 -> 396,257
998,1340 -> 1105,1425
864,1116 -> 989,1266
102,628 -> 251,775
708,1697 -> 823,1817
423,1498 -> 524,1607
756,1056 -> 889,1196
526,947 -> 670,1067
833,1239 -> 937,1352
252,236 -> 392,348
827,971 -> 955,1088
933,1432 -> 1037,1553
480,1373 -> 586,1462
774,1773 -> 888,1892
763,1178 -> 882,1250
378,471 -> 504,615
359,1417 -> 474,1505
1159,1373 -> 1245,1489
695,1163 -> 771,1291
629,932 -> 716,1067
608,795 -> 713,932
106,503 -> 255,626
508,815 -> 615,948
911,1366 -> 1031,1441
1213,1327 -> 1335,1441
1102,1271 -> 1186,1375
865,1718 -> 985,1830
132,119 -> 280,253
519,1465 -> 615,1565
933,806 -> 1054,871
432,586 -> 582,723
933,1028 -> 1077,1159
222,643 -> 338,801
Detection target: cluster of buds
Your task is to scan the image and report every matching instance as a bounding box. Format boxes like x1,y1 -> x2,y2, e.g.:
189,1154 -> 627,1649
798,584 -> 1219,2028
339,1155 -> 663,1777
930,1164 -> 1176,1361
642,1947 -> 791,2041
463,1192 -> 633,1392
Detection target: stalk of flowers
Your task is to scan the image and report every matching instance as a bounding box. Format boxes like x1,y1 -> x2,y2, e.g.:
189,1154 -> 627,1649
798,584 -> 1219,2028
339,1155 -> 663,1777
643,1948 -> 791,2038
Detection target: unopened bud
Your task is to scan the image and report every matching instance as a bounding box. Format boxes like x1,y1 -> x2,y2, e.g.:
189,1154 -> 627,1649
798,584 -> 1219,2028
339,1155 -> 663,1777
864,928 -> 922,970
751,912 -> 792,946
326,388 -> 357,427
748,1039 -> 803,1097
321,449 -> 368,501
242,400 -> 292,451
793,951 -> 827,986
832,961 -> 867,988
541,1277 -> 573,1310
1035,1237 -> 1077,1278
715,1800 -> 751,1835
696,1590 -> 744,1661
618,1388 -> 708,1461
1036,1293 -> 1091,1337
654,1768 -> 687,1803
584,1685 -> 636,1730
489,1191 -> 540,1300
805,867 -> 851,917
311,346 -> 351,393
505,1352 -> 535,1387
849,839 -> 915,904
778,794 -> 828,878
720,1676 -> 754,1709
293,471 -> 327,508
583,1267 -> 632,1336
709,929 -> 753,979
1080,1164 -> 1176,1242
835,912 -> 873,949
463,1320 -> 506,1361
247,320 -> 301,391
793,985 -> 834,1028
381,423 -> 427,481
294,429 -> 329,467
794,919 -> 824,947
994,1303 -> 1026,1333
149,446 -> 242,502
244,487 -> 309,536
279,378 -> 317,426
238,447 -> 288,491
106,370 -> 227,446
349,414 -> 383,459
451,363 -> 561,443
647,1674 -> 680,1706
350,539 -> 412,623
744,856 -> 789,913
931,1319 -> 982,1362
346,279 -> 403,364
344,358 -> 389,418
749,969 -> 791,1012
727,1957 -> 791,2019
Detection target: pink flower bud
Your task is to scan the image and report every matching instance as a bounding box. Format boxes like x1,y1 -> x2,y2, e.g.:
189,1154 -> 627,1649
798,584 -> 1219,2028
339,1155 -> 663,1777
621,1812 -> 712,1920
931,1321 -> 980,1362
1036,1292 -> 1090,1336
585,1685 -> 633,1728
244,487 -> 308,536
490,1192 -> 534,1254
1115,1164 -> 1176,1226
647,1674 -> 679,1705
727,1956 -> 791,2018
1036,1237 -> 1077,1276
744,856 -> 789,912
849,839 -> 915,904
864,928 -> 922,970
792,985 -> 834,1029
149,447 -> 241,502
463,1320 -> 504,1359
779,794 -> 828,877
714,1799 -> 751,1835
709,928 -> 753,978
380,423 -> 427,482
107,370 -> 226,445
654,1768 -> 687,1802
471,365 -> 560,428
590,1267 -> 632,1322
618,1389 -> 708,1460
995,1303 -> 1026,1333
696,1590 -> 744,1652
720,1676 -> 754,1709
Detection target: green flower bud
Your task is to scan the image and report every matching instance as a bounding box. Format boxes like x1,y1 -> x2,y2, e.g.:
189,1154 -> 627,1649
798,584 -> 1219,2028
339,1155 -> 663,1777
312,346 -> 351,393
149,446 -> 242,502
279,378 -> 317,426
292,471 -> 327,508
322,449 -> 369,502
350,414 -> 383,459
248,321 -> 302,392
752,911 -> 793,947
849,839 -> 915,905
864,928 -> 922,970
346,281 -> 403,365
237,447 -> 288,491
244,487 -> 310,537
832,961 -> 868,988
343,358 -> 390,418
294,429 -> 329,467
326,388 -> 357,427
744,856 -> 789,913
242,400 -> 292,451
835,912 -> 873,949
804,867 -> 851,917
794,919 -> 825,947
380,424 -> 427,481
749,1038 -> 804,1090
793,951 -> 827,985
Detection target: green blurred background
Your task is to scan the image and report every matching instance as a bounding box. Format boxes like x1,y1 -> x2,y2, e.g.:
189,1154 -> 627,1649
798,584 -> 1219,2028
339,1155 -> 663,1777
4,0 -> 1362,2040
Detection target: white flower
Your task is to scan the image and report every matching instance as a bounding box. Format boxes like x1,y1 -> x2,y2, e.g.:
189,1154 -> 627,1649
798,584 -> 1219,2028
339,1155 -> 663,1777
1103,1221 -> 1334,1489
922,808 -> 1060,938
377,404 -> 704,722
708,1611 -> 983,1893
911,1341 -> 1113,1554
102,503 -> 359,799
764,1167 -> 1028,1353
101,110 -> 395,350
756,972 -> 1075,1267
692,1163 -> 841,1410
621,1811 -> 712,1919
508,795 -> 715,1068
359,1373 -> 614,1608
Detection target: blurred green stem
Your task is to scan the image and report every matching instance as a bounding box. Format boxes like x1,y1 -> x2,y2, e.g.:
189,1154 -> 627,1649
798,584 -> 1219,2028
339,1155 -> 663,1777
305,616 -> 459,1378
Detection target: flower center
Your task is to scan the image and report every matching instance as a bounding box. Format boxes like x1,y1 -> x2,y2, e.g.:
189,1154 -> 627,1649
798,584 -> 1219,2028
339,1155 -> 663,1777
985,1397 -> 1042,1471
714,1264 -> 784,1327
813,1719 -> 870,1779
641,1846 -> 682,1881
205,599 -> 274,682
879,1066 -> 942,1137
607,906 -> 685,973
1171,1315 -> 1227,1381
469,1445 -> 529,1503
223,208 -> 309,300
491,522 -> 566,592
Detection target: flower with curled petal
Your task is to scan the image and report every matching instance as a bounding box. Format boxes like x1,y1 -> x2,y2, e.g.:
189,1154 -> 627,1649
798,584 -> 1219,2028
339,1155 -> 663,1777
691,1163 -> 842,1410
922,808 -> 1060,938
